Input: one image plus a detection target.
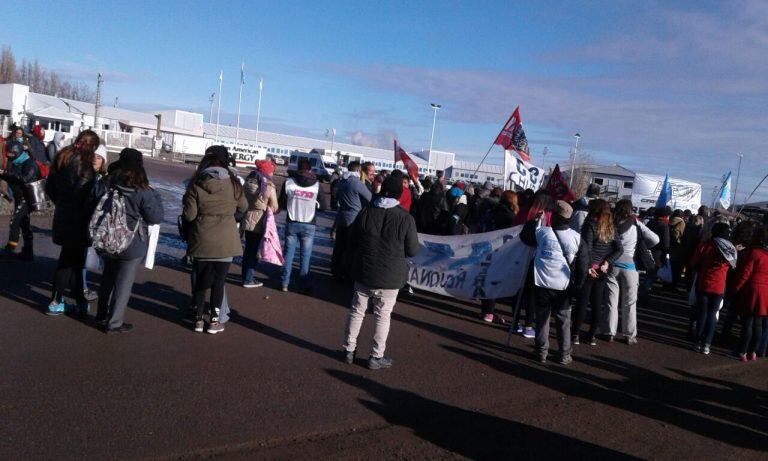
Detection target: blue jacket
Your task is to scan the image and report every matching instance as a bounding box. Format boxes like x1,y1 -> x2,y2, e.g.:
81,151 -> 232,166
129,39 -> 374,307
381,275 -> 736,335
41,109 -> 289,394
336,173 -> 372,227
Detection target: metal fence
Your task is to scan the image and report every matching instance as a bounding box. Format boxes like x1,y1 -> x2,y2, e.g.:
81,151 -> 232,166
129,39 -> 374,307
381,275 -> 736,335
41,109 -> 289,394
93,129 -> 155,155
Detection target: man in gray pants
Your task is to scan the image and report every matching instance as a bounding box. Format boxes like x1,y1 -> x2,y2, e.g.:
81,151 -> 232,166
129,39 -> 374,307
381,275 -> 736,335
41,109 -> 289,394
342,172 -> 419,369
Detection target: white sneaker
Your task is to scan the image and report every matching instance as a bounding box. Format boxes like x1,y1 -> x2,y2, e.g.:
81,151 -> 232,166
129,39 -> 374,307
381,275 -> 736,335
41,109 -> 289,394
243,281 -> 264,288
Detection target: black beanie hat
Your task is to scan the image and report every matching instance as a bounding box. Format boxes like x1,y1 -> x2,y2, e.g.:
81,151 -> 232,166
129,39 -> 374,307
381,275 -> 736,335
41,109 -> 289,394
381,174 -> 403,199
118,148 -> 143,170
711,222 -> 730,239
205,145 -> 232,166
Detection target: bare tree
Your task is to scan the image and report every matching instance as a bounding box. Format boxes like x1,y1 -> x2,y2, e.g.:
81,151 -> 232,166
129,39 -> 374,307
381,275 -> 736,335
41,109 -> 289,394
0,45 -> 94,102
0,46 -> 15,83
562,151 -> 595,198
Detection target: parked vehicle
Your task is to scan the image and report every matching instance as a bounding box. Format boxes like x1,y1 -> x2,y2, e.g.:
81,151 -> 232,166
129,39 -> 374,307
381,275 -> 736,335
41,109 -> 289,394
288,149 -> 338,181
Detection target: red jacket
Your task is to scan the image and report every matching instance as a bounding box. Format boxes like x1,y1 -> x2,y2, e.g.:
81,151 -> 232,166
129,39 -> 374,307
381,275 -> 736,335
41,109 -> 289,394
732,247 -> 768,316
399,187 -> 412,212
690,240 -> 730,295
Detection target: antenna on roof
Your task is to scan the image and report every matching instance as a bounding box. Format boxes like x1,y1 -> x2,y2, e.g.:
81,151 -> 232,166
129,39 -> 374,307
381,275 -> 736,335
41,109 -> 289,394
94,73 -> 103,130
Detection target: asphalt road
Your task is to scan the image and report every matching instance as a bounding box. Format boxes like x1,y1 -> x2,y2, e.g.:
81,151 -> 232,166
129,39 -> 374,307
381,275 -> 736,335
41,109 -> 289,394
0,157 -> 766,460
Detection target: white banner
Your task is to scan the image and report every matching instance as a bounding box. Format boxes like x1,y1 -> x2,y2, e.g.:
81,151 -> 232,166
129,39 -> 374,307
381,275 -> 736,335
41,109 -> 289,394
504,151 -> 544,191
631,173 -> 702,212
408,225 -> 533,300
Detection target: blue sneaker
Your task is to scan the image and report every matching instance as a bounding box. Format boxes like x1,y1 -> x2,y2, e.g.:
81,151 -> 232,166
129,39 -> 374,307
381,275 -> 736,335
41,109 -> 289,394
46,301 -> 66,316
523,327 -> 536,339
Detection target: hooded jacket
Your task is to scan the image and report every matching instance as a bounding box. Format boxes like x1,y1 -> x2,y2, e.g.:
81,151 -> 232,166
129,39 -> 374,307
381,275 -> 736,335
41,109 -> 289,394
46,151 -> 98,247
347,197 -> 419,289
46,133 -> 65,162
0,152 -> 40,201
241,173 -> 278,233
183,167 -> 248,259
336,173 -> 372,227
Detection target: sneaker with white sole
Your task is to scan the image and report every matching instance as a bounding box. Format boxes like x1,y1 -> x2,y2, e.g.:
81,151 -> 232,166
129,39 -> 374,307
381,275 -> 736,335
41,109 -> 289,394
482,313 -> 494,323
194,320 -> 204,333
523,327 -> 536,339
46,301 -> 66,316
368,356 -> 393,370
242,281 -> 263,288
559,354 -> 573,365
701,344 -> 710,355
207,322 -> 225,334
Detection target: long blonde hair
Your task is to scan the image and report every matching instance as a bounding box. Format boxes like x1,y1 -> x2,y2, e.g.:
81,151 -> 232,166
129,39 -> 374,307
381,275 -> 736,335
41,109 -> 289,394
589,199 -> 614,243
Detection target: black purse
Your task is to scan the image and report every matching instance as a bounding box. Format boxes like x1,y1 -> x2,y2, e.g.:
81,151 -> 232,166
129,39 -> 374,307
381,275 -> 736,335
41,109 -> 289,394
634,222 -> 655,272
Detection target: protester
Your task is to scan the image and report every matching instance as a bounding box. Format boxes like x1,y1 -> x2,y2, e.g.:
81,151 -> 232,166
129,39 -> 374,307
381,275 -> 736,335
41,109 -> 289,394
689,222 -> 736,354
342,173 -> 419,369
241,159 -> 279,288
413,181 -> 448,234
668,210 -> 686,288
570,183 -> 600,232
528,200 -> 582,364
399,175 -> 413,212
639,206 -> 671,301
279,158 -> 322,292
444,184 -> 469,235
492,190 -> 519,230
45,130 -> 100,316
604,199 -> 659,344
46,132 -> 66,163
182,146 -> 247,334
0,140 -> 41,261
28,124 -> 48,165
572,199 -> 623,345
95,153 -> 164,333
361,161 -> 375,193
331,161 -> 371,282
730,226 -> 768,361
81,145 -> 109,301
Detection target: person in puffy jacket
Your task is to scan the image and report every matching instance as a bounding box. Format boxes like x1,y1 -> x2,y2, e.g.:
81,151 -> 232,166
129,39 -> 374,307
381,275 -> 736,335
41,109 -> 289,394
95,157 -> 164,333
572,199 -> 623,345
46,132 -> 66,163
0,140 -> 41,261
241,159 -> 278,288
342,173 -> 419,370
731,226 -> 768,361
183,146 -> 247,335
689,222 -> 737,355
45,130 -> 100,316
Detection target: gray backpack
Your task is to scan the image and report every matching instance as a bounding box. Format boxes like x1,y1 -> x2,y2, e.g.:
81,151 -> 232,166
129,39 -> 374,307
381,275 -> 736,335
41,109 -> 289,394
89,188 -> 141,255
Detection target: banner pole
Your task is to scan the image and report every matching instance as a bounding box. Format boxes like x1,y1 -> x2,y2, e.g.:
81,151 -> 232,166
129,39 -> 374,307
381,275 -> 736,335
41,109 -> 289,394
471,141 -> 498,182
502,150 -> 509,190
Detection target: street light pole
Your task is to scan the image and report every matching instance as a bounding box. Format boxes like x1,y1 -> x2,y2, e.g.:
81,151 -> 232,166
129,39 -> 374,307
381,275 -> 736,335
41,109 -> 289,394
732,153 -> 743,213
569,133 -> 581,189
428,103 -> 441,177
208,92 -> 215,124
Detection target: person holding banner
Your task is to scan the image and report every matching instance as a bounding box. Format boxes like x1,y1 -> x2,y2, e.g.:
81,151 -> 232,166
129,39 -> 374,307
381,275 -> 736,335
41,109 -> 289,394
342,173 -> 419,370
572,199 -> 623,346
530,200 -> 582,364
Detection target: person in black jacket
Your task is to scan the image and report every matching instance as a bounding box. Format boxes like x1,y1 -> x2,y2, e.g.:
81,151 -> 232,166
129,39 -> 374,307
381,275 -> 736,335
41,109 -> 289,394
95,160 -> 164,333
639,206 -> 672,301
342,173 -> 419,370
572,199 -> 624,345
45,130 -> 100,316
0,140 -> 41,260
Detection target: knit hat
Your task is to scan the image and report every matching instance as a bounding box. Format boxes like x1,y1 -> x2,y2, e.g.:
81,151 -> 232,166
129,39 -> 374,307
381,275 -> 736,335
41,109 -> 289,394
255,159 -> 275,175
448,186 -> 464,198
381,174 -> 403,199
554,200 -> 573,220
117,147 -> 143,170
205,145 -> 231,166
31,124 -> 45,140
455,181 -> 466,190
95,145 -> 107,161
711,222 -> 730,239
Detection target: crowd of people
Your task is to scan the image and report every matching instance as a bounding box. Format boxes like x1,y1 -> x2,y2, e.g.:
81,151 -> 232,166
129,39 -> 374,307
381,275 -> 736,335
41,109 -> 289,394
1,127 -> 767,368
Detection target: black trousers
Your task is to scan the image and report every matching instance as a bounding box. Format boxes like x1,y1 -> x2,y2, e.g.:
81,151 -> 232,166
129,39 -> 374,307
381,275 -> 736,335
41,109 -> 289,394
52,245 -> 87,304
572,274 -> 608,338
193,261 -> 230,322
8,199 -> 32,249
740,315 -> 764,355
330,224 -> 350,279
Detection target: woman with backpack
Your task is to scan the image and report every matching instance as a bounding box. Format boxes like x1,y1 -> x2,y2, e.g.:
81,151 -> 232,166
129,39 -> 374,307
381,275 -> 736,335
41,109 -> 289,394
182,147 -> 247,334
45,130 -> 101,316
603,199 -> 659,344
241,159 -> 279,288
94,152 -> 164,333
572,199 -> 623,346
689,222 -> 737,355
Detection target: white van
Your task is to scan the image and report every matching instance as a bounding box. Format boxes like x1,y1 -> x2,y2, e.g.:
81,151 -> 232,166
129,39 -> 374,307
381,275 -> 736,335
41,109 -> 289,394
288,149 -> 339,181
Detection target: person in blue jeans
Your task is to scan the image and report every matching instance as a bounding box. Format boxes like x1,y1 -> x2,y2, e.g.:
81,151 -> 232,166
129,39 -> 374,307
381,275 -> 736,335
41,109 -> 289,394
279,158 -> 323,292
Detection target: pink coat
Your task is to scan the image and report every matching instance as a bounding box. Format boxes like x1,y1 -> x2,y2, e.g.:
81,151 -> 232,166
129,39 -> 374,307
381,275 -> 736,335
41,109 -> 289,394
258,208 -> 284,266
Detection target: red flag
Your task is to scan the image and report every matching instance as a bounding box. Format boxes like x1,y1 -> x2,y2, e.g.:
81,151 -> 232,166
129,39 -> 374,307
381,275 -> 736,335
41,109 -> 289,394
394,140 -> 420,183
543,164 -> 575,201
494,106 -> 531,162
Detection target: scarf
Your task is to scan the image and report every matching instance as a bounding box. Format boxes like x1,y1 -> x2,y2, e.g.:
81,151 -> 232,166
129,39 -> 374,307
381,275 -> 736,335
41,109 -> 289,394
713,237 -> 738,269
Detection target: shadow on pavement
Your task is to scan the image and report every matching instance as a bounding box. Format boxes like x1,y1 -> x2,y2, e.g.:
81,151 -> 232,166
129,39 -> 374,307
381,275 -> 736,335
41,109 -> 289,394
326,368 -> 640,460
442,345 -> 768,450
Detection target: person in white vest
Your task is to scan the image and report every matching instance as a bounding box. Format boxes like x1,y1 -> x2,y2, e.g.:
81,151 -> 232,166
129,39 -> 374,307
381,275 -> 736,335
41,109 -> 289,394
278,158 -> 323,292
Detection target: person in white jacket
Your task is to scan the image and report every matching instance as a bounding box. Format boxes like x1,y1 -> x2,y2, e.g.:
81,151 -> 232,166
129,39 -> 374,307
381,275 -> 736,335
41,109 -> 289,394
531,200 -> 583,364
603,199 -> 660,344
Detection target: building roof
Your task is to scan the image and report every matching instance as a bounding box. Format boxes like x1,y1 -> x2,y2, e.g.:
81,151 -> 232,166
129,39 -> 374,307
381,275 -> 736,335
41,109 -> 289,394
26,92 -> 159,126
585,164 -> 636,177
451,159 -> 503,174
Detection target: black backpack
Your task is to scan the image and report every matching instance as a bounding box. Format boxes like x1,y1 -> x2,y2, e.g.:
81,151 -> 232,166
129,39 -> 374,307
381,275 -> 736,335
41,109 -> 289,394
634,222 -> 655,272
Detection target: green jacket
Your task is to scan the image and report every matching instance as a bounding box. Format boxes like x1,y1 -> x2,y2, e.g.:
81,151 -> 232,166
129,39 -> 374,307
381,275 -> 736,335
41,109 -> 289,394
183,167 -> 247,259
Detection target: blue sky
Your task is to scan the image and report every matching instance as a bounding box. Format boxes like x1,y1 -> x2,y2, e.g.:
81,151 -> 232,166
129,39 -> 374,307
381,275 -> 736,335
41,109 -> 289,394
3,0 -> 767,203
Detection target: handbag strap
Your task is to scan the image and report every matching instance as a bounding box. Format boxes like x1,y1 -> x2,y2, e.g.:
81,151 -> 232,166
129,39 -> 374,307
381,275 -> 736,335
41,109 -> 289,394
552,228 -> 574,270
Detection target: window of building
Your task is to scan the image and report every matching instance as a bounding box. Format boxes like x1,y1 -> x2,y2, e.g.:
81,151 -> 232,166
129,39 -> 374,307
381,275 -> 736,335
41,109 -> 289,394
624,182 -> 634,189
594,178 -> 604,185
102,124 -> 110,130
61,124 -> 71,133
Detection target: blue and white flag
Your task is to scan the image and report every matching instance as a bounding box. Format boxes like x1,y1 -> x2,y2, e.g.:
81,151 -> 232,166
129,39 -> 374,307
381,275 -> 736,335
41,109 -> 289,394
716,171 -> 732,210
655,173 -> 673,208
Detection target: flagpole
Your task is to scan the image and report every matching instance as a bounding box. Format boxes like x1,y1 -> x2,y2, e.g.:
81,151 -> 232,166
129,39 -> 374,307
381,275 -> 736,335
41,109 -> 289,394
732,153 -> 743,212
255,78 -> 263,147
235,62 -> 244,147
737,172 -> 768,216
502,150 -> 510,190
470,140 -> 500,181
215,70 -> 223,142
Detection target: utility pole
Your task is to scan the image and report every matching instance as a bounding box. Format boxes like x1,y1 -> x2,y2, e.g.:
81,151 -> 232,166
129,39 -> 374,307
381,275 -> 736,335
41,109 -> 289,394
208,92 -> 215,124
732,153 -> 743,213
569,133 -> 580,188
428,103 -> 441,177
93,73 -> 103,130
